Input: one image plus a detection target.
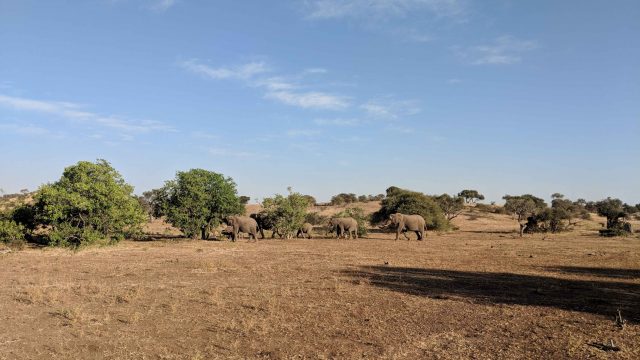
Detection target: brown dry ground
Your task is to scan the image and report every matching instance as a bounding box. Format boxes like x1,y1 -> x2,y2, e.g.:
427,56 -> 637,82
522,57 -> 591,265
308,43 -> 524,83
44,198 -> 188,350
1,207 -> 639,359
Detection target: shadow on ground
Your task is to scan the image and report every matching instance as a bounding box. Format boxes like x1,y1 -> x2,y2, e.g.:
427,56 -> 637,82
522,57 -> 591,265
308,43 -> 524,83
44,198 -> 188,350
547,266 -> 640,279
343,266 -> 640,322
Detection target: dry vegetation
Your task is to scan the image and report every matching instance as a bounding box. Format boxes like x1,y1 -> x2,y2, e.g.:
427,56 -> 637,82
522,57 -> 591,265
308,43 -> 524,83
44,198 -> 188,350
1,206 -> 639,359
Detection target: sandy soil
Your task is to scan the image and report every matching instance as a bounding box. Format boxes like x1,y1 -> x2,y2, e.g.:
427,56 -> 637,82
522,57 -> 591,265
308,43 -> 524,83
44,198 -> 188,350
1,209 -> 639,359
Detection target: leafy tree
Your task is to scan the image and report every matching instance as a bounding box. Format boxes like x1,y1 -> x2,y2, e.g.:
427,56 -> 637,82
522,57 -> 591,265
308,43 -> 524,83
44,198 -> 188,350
302,195 -> 317,206
330,193 -> 358,205
154,169 -> 244,239
372,188 -> 449,231
435,194 -> 465,220
0,220 -> 26,248
458,189 -> 485,204
238,196 -> 251,205
261,189 -> 310,238
503,194 -> 546,237
595,198 -> 628,229
31,159 -> 146,247
333,207 -> 368,237
357,195 -> 369,203
551,193 -> 564,200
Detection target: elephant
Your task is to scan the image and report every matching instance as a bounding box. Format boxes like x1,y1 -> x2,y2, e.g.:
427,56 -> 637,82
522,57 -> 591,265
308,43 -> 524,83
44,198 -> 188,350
296,223 -> 314,239
250,212 -> 282,239
389,213 -> 426,241
225,215 -> 259,242
329,217 -> 358,239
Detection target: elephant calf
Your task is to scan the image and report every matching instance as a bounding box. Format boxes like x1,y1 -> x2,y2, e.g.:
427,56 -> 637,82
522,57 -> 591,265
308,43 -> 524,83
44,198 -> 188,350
329,217 -> 359,239
296,223 -> 313,239
225,215 -> 259,242
389,213 -> 426,241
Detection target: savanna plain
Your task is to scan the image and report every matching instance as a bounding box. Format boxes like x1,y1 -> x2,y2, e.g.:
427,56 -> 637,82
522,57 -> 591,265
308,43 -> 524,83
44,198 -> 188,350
1,203 -> 639,359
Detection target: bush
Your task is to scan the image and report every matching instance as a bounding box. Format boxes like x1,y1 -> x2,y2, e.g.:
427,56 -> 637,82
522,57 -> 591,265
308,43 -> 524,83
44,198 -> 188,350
153,169 -> 244,239
372,188 -> 449,231
31,160 -> 146,247
304,212 -> 326,225
330,193 -> 358,206
435,194 -> 464,220
332,207 -> 368,237
262,190 -> 310,238
0,220 -> 26,248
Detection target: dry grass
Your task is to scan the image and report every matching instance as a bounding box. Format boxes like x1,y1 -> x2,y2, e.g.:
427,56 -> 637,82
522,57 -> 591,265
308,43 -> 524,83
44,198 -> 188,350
1,207 -> 639,359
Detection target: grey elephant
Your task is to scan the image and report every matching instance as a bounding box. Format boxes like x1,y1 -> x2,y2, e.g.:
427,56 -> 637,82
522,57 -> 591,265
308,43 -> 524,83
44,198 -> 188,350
389,213 -> 426,241
329,217 -> 358,239
250,212 -> 282,239
225,215 -> 259,242
296,223 -> 314,239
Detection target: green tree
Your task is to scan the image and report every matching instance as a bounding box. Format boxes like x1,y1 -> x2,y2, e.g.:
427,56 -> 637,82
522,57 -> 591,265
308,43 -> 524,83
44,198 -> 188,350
0,220 -> 26,248
238,196 -> 251,205
435,194 -> 465,220
458,189 -> 485,204
503,194 -> 546,237
372,188 -> 449,231
155,169 -> 244,239
261,189 -> 310,238
595,198 -> 628,229
32,159 -> 146,247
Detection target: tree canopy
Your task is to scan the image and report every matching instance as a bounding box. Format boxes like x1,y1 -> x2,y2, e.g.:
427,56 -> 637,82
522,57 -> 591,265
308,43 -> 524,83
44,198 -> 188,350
458,189 -> 485,204
31,159 -> 146,246
261,189 -> 311,238
153,169 -> 244,239
372,187 -> 449,231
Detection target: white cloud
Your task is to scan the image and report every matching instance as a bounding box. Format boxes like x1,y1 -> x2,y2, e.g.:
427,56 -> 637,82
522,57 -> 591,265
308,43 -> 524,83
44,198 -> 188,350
305,0 -> 465,19
456,35 -> 539,65
153,0 -> 176,11
314,118 -> 361,126
286,129 -> 322,137
361,99 -> 421,119
181,59 -> 269,80
0,94 -> 174,134
447,78 -> 462,84
0,123 -> 51,136
266,91 -> 349,110
304,68 -> 328,74
191,131 -> 219,140
182,59 -> 349,110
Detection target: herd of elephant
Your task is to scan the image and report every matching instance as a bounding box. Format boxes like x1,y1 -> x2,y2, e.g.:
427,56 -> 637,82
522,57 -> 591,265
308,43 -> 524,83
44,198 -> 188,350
222,212 -> 428,242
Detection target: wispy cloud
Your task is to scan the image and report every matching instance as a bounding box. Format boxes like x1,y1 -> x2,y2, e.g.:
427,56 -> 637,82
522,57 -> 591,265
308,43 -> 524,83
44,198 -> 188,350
0,123 -> 53,136
151,0 -> 177,12
360,98 -> 421,120
304,0 -> 465,19
0,94 -> 174,134
314,118 -> 361,126
190,131 -> 219,140
286,129 -> 322,137
266,91 -> 349,110
181,59 -> 350,110
181,59 -> 269,80
455,35 -> 539,65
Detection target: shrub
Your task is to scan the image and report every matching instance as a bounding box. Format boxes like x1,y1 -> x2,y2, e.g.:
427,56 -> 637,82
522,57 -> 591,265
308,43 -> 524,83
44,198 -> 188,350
435,194 -> 464,220
31,160 -> 146,247
153,169 -> 244,239
262,189 -> 310,238
372,188 -> 449,231
332,207 -> 368,237
0,220 -> 26,248
330,193 -> 358,205
304,212 -> 326,225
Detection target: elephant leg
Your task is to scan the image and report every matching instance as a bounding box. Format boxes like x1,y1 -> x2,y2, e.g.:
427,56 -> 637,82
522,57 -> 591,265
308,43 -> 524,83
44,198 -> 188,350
403,229 -> 411,241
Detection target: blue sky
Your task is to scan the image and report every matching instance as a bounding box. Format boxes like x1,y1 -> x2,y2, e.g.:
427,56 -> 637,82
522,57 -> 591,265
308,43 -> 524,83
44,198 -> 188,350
1,0 -> 638,203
